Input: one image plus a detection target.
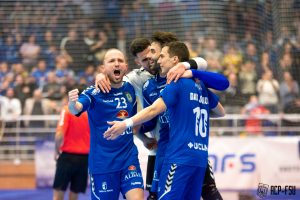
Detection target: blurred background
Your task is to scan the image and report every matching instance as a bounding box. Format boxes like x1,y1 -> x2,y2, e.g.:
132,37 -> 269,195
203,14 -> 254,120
0,0 -> 299,199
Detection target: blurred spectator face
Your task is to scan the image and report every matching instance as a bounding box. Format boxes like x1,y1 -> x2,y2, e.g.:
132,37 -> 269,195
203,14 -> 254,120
12,63 -> 24,74
0,62 -> 9,73
280,53 -> 292,67
263,70 -> 273,80
206,38 -> 217,50
85,65 -> 95,75
28,35 -> 36,44
47,72 -> 57,83
6,36 -> 14,45
56,56 -> 68,69
33,89 -> 42,101
283,71 -> 293,82
44,30 -> 53,42
68,30 -> 77,40
6,88 -> 15,98
86,29 -> 96,39
15,75 -> 24,85
246,43 -> 257,56
37,60 -> 47,70
228,73 -> 237,86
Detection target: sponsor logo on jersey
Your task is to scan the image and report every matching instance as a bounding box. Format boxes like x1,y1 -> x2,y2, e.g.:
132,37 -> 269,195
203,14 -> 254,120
116,110 -> 129,119
125,92 -> 133,103
128,165 -> 136,171
149,92 -> 157,97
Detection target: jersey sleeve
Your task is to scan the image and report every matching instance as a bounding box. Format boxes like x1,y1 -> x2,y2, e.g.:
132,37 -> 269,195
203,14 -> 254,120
191,69 -> 229,91
160,81 -> 179,108
77,86 -> 95,115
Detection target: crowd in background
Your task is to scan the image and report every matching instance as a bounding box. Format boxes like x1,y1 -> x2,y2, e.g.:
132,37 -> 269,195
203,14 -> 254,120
0,0 -> 300,132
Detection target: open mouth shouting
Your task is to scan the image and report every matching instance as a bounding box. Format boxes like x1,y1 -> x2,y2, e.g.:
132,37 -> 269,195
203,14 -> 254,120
113,69 -> 121,79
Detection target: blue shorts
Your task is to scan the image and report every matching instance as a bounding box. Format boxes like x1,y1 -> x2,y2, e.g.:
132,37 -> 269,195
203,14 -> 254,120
150,154 -> 165,193
90,164 -> 144,200
158,163 -> 206,200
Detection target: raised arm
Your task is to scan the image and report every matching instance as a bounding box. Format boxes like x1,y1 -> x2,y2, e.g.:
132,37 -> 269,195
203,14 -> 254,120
167,57 -> 207,83
103,98 -> 166,140
68,89 -> 83,115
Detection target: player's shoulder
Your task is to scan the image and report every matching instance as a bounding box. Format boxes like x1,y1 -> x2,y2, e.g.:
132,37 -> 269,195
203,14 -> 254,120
142,77 -> 156,92
123,81 -> 135,93
82,85 -> 100,96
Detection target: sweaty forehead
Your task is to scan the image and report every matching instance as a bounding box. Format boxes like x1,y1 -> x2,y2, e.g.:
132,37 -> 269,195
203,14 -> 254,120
104,49 -> 125,61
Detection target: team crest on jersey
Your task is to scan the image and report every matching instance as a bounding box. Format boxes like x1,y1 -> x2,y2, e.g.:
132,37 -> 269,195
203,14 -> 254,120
116,110 -> 129,119
124,92 -> 133,103
128,165 -> 136,171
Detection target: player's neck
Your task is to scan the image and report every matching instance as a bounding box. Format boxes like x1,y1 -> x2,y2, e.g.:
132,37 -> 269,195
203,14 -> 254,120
111,82 -> 123,89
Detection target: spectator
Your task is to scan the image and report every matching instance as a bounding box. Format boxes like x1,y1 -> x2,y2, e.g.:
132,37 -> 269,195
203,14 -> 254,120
238,60 -> 258,104
19,34 -> 41,70
257,70 -> 280,113
0,88 -> 22,124
2,35 -> 19,64
31,59 -> 49,88
279,71 -> 299,112
23,89 -> 52,128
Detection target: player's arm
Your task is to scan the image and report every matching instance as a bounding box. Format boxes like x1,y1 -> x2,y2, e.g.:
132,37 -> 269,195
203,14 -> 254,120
210,102 -> 225,118
207,89 -> 226,118
104,98 -> 166,140
54,108 -> 68,160
68,89 -> 83,115
167,57 -> 207,83
181,70 -> 229,91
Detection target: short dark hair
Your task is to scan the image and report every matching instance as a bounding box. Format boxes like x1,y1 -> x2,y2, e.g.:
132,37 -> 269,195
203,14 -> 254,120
151,31 -> 178,48
165,41 -> 190,62
129,38 -> 151,57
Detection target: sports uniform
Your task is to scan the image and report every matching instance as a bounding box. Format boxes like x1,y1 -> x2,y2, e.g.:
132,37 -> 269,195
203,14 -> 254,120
158,78 -> 219,200
77,83 -> 144,200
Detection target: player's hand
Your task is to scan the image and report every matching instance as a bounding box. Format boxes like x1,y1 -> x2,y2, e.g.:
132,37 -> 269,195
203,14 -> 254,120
143,136 -> 157,150
167,63 -> 186,84
68,89 -> 79,104
103,121 -> 127,140
181,70 -> 193,79
95,73 -> 111,93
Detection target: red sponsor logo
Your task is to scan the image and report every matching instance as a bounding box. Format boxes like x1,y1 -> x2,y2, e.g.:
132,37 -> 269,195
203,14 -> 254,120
128,165 -> 136,171
116,110 -> 129,119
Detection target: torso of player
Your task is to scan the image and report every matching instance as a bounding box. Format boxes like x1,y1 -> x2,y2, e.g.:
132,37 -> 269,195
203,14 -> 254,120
79,82 -> 138,173
84,83 -> 136,146
143,75 -> 169,145
162,79 -> 211,167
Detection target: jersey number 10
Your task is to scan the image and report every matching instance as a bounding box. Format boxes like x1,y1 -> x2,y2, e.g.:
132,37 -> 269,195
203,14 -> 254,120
193,107 -> 208,138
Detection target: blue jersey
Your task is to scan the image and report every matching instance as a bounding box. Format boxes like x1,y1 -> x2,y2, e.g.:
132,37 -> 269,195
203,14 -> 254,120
142,75 -> 169,156
77,82 -> 138,174
161,78 -> 219,167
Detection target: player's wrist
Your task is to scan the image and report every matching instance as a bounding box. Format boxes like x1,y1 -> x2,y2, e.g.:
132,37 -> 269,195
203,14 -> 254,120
182,62 -> 191,70
124,118 -> 133,128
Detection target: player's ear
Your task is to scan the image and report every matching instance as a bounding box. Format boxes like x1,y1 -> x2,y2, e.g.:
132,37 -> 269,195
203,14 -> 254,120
172,56 -> 179,64
134,58 -> 141,67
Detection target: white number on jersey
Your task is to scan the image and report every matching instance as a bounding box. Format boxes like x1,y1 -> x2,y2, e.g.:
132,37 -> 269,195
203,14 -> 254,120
193,107 -> 208,138
115,97 -> 127,109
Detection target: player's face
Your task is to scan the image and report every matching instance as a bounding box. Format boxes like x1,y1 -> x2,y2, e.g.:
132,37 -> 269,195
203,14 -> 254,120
146,42 -> 162,74
135,46 -> 158,75
158,46 -> 176,76
103,49 -> 128,85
